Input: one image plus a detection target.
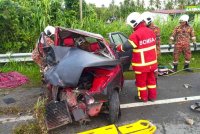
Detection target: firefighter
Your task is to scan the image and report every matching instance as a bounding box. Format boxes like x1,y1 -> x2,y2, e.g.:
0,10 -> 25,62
169,14 -> 196,72
32,25 -> 55,85
116,12 -> 158,102
32,25 -> 55,71
142,12 -> 161,57
32,26 -> 55,100
142,12 -> 161,83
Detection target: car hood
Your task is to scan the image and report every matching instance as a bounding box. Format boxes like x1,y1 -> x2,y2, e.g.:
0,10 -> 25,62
44,46 -> 119,87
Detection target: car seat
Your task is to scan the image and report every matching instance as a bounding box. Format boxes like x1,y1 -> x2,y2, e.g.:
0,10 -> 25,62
63,37 -> 74,47
90,42 -> 100,52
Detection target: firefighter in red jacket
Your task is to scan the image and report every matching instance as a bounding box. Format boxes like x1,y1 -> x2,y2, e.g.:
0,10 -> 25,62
117,12 -> 158,102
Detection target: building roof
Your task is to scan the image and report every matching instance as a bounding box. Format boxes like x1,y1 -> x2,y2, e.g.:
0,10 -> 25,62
151,9 -> 186,14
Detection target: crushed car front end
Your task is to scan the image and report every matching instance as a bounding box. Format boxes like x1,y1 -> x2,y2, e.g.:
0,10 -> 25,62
37,27 -> 124,130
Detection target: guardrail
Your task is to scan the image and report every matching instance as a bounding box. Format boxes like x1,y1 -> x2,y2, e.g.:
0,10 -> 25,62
0,53 -> 33,63
0,44 -> 199,63
161,43 -> 200,53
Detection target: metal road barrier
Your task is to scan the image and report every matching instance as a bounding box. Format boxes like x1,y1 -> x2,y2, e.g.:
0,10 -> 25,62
0,44 -> 199,63
0,53 -> 33,63
161,43 -> 200,53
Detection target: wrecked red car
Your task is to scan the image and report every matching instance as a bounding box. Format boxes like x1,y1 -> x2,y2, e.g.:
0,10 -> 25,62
37,27 -> 131,130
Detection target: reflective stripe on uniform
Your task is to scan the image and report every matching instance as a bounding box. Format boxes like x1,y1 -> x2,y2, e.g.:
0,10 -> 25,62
135,71 -> 142,74
128,40 -> 137,48
137,87 -> 146,98
147,85 -> 156,89
132,60 -> 157,66
137,87 -> 147,91
133,45 -> 156,53
141,51 -> 145,64
132,45 -> 156,66
138,91 -> 141,98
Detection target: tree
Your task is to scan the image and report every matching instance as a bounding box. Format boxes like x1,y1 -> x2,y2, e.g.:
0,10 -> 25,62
119,0 -> 137,19
165,1 -> 173,9
178,0 -> 185,9
191,0 -> 200,5
174,0 -> 178,5
0,0 -> 35,52
155,0 -> 161,9
137,0 -> 140,6
109,0 -> 116,17
149,0 -> 154,8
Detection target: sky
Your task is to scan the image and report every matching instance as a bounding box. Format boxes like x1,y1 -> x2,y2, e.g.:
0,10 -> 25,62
84,0 -> 166,8
85,0 -> 125,7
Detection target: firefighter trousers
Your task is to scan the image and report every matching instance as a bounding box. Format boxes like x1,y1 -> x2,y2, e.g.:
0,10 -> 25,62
135,71 -> 157,101
173,43 -> 191,63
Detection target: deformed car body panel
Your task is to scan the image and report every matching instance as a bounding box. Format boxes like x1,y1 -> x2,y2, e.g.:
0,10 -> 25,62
44,46 -> 120,87
38,27 -> 127,128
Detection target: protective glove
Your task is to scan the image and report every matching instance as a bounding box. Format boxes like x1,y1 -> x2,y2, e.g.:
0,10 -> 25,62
193,43 -> 197,51
168,44 -> 172,51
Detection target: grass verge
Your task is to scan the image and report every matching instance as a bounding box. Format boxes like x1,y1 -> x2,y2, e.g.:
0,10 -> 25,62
33,97 -> 48,134
13,121 -> 42,134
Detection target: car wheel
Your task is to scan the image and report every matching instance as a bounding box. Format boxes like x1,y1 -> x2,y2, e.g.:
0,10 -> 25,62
109,89 -> 120,123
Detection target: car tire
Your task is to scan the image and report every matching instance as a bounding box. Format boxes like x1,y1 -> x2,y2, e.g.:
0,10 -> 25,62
109,89 -> 120,124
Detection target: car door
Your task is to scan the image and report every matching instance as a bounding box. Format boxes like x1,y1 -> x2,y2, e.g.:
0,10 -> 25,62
108,32 -> 132,72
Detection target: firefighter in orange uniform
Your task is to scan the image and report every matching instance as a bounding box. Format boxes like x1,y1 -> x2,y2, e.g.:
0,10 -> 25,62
32,26 -> 55,100
32,26 -> 55,85
116,12 -> 158,102
169,14 -> 196,72
32,26 -> 55,71
142,12 -> 161,83
142,12 -> 161,57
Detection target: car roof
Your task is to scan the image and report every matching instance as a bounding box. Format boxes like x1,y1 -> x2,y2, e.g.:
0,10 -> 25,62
57,27 -> 104,40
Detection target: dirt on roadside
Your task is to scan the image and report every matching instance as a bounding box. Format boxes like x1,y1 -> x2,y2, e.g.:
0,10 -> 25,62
0,87 -> 43,115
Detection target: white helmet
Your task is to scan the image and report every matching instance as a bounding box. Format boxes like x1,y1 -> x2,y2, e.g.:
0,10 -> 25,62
179,14 -> 189,23
44,26 -> 55,36
141,11 -> 153,26
126,12 -> 141,28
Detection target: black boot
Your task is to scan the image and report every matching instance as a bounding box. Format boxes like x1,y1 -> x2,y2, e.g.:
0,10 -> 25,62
184,64 -> 193,72
173,64 -> 178,72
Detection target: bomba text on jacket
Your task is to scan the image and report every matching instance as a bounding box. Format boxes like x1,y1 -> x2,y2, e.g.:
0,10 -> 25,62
139,38 -> 155,46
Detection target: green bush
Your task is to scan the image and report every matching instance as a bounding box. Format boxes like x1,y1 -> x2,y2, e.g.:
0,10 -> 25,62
0,0 -> 35,53
0,0 -> 199,53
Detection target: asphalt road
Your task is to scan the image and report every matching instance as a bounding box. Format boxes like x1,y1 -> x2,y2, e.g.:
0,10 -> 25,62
50,72 -> 200,134
1,72 -> 200,134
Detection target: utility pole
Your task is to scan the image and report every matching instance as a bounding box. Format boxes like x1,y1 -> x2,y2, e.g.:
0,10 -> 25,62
80,0 -> 83,21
